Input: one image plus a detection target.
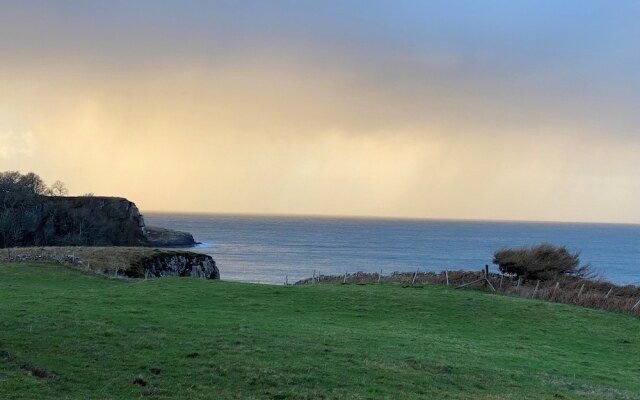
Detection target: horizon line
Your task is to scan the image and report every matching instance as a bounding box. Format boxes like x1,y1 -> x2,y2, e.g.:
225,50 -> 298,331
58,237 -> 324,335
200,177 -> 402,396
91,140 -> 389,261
140,210 -> 640,227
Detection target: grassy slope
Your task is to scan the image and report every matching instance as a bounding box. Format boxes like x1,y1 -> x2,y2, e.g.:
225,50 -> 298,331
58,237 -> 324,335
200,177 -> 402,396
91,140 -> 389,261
1,247 -> 206,276
0,263 -> 638,400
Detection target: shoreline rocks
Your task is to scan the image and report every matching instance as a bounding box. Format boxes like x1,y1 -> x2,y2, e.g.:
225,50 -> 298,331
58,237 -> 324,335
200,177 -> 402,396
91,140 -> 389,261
145,226 -> 198,248
126,251 -> 219,279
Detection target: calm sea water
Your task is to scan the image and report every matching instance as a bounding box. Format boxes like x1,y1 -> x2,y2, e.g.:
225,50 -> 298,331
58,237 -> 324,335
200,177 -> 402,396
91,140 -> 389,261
144,213 -> 640,286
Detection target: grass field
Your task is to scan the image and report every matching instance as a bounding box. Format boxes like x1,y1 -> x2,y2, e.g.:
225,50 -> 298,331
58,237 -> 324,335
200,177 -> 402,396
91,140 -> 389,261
1,263 -> 639,399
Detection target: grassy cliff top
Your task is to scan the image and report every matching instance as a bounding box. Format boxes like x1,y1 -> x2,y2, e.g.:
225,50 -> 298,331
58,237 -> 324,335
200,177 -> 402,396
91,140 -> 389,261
1,262 -> 639,399
1,247 -> 205,276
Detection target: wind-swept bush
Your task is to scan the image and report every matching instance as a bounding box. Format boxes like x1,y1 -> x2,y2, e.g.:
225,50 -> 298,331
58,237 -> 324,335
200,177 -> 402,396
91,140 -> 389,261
493,244 -> 593,281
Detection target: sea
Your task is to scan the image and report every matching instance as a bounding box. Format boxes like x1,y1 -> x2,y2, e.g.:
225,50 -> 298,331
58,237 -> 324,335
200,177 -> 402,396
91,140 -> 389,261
144,213 -> 640,286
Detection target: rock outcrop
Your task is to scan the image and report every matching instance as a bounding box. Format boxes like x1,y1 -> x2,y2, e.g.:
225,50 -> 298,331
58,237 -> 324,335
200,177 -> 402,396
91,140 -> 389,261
1,247 -> 220,280
1,172 -> 148,248
146,226 -> 197,248
125,251 -> 219,279
45,196 -> 148,245
1,195 -> 148,247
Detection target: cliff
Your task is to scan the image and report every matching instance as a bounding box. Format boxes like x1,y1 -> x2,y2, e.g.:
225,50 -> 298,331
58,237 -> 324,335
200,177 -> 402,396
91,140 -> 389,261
126,251 -> 218,279
146,226 -> 197,247
49,196 -> 147,244
1,171 -> 205,250
1,187 -> 204,250
1,247 -> 219,280
0,196 -> 148,247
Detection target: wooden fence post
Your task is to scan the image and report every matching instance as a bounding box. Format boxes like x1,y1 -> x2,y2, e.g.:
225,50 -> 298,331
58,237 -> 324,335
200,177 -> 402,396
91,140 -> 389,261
498,274 -> 503,291
605,287 -> 614,299
532,280 -> 540,298
343,272 -> 347,284
412,268 -> 419,285
285,275 -> 288,286
445,270 -> 449,286
551,281 -> 560,299
312,270 -> 316,284
578,284 -> 585,297
377,269 -> 382,284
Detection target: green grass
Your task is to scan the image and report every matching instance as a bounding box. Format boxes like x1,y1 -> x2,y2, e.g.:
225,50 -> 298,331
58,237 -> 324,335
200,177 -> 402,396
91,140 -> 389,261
1,263 -> 639,399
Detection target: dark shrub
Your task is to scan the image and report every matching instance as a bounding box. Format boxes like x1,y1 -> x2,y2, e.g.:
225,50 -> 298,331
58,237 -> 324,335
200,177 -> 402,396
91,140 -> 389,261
493,244 -> 593,281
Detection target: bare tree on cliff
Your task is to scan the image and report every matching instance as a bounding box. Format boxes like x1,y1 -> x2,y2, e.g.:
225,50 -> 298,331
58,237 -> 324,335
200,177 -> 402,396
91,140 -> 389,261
50,180 -> 69,196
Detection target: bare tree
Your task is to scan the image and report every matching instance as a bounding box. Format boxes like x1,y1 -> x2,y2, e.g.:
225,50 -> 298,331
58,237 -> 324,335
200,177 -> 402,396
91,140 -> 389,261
50,180 -> 69,196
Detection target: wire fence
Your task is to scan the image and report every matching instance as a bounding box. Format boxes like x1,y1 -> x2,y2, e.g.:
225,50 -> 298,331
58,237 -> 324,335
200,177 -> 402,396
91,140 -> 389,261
3,249 -> 639,316
295,268 -> 640,317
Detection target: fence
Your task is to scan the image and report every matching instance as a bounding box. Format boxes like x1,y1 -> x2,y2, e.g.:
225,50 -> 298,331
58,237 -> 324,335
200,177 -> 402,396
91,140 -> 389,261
295,268 -> 640,317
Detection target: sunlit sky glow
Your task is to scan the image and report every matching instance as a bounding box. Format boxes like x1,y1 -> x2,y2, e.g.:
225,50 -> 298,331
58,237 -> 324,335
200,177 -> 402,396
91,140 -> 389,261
1,1 -> 639,223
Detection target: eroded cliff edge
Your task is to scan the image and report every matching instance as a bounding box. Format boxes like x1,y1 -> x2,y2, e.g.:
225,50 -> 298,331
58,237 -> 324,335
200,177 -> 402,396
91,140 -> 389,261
126,251 -> 218,279
1,191 -> 220,279
1,195 -> 147,247
2,247 -> 220,280
145,226 -> 197,248
1,193 -> 205,249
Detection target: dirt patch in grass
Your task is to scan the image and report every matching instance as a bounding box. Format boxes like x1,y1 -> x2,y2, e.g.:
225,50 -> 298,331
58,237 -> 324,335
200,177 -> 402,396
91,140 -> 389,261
1,348 -> 54,379
133,376 -> 148,386
20,362 -> 54,379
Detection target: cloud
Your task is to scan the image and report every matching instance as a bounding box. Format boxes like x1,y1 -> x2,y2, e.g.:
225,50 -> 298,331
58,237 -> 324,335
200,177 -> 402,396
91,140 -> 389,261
0,130 -> 34,159
1,1 -> 639,222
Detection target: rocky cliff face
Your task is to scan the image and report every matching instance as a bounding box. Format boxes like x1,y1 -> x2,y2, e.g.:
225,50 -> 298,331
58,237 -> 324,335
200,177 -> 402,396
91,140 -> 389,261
1,195 -> 149,247
145,226 -> 196,247
126,251 -> 219,279
1,247 -> 220,280
47,196 -> 148,245
1,187 -> 211,251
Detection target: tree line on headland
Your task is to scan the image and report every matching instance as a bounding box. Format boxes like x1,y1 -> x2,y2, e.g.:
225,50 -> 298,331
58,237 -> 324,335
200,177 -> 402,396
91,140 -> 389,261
0,171 -> 146,248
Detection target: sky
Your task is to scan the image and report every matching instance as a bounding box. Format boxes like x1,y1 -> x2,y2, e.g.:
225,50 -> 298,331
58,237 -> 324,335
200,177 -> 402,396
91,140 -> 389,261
1,1 -> 639,223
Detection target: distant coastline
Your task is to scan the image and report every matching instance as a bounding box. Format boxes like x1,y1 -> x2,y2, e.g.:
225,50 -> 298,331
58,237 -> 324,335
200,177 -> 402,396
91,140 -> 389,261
144,210 -> 640,228
145,213 -> 640,286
